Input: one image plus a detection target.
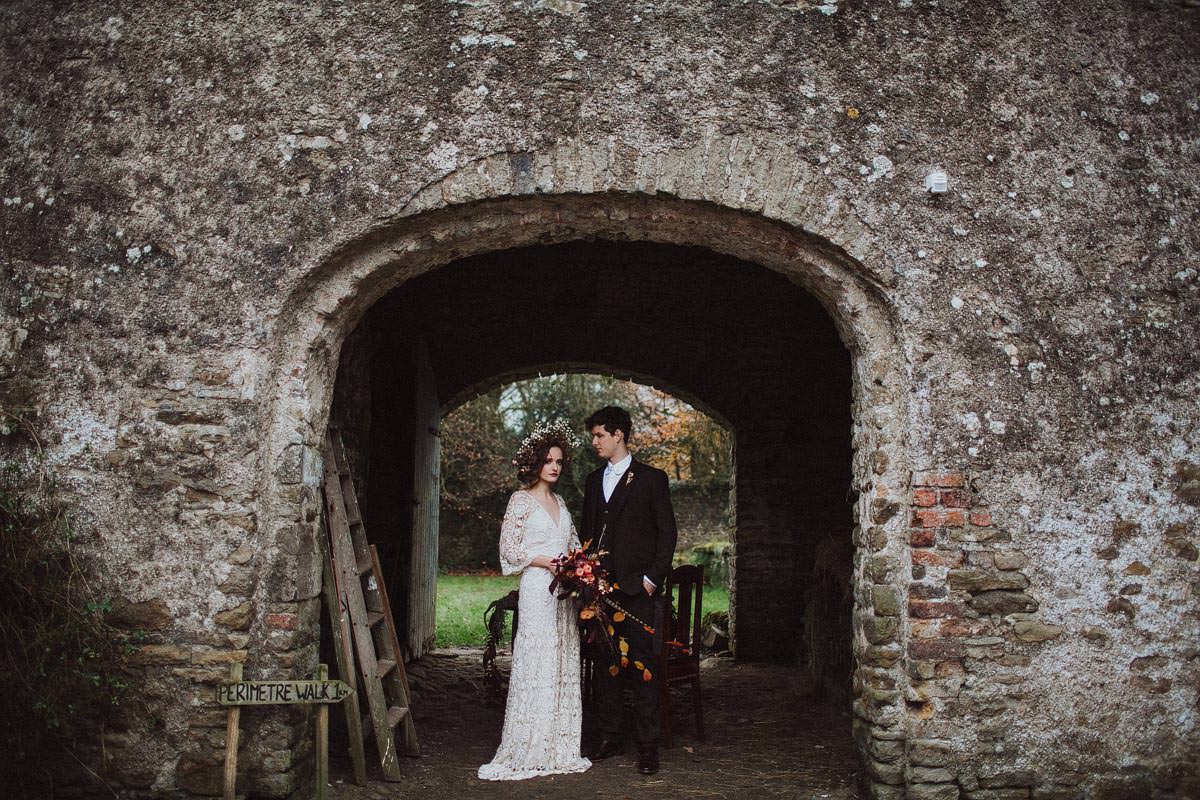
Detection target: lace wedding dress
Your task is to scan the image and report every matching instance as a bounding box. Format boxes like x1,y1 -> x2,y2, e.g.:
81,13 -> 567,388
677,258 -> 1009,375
477,490 -> 592,781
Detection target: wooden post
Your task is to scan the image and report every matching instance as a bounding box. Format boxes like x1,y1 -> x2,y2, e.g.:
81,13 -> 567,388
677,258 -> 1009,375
223,663 -> 242,800
316,664 -> 329,800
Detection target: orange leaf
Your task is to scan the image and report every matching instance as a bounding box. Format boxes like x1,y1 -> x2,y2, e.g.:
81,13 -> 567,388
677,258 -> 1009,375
579,608 -> 595,620
618,638 -> 630,654
633,660 -> 644,670
608,665 -> 620,677
642,669 -> 652,682
612,611 -> 626,622
621,656 -> 629,668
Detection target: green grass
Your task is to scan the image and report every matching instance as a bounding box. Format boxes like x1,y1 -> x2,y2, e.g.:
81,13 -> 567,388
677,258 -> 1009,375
435,574 -> 731,648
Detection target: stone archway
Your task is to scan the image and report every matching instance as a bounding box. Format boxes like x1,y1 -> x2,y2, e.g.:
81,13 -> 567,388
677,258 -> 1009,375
329,238 -> 851,670
254,149 -> 914,795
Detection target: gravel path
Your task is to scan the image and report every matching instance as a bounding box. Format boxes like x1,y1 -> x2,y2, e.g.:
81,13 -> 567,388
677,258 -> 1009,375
327,648 -> 863,800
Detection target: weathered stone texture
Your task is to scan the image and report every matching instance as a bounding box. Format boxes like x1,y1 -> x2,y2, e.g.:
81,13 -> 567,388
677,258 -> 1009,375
2,0 -> 1198,797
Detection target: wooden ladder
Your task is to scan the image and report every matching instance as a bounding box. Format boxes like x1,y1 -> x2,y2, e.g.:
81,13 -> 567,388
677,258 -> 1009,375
322,428 -> 419,782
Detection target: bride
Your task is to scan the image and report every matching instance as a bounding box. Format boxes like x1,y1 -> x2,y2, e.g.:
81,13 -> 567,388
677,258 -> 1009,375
477,419 -> 592,781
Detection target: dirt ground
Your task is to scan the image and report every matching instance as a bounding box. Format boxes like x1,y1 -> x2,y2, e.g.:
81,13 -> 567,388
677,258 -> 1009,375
327,648 -> 863,800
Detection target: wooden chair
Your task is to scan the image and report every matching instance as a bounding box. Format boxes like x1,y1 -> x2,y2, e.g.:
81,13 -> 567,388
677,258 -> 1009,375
657,564 -> 705,748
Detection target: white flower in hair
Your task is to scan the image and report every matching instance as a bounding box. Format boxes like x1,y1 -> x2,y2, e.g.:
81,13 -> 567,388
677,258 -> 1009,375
512,418 -> 582,466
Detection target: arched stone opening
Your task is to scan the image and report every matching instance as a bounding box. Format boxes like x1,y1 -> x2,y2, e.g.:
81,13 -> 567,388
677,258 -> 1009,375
255,191 -> 912,794
329,239 -> 850,675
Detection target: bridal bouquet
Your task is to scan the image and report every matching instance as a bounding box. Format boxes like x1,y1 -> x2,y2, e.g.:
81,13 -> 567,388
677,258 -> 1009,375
550,543 -> 656,681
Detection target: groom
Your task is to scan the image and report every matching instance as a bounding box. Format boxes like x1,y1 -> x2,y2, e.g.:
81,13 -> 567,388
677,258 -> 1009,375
581,406 -> 678,776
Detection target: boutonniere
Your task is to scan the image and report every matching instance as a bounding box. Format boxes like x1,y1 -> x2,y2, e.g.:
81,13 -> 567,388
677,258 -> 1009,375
625,470 -> 635,487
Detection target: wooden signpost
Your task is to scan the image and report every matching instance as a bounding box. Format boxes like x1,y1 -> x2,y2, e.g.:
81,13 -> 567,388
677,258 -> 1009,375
220,664 -> 353,800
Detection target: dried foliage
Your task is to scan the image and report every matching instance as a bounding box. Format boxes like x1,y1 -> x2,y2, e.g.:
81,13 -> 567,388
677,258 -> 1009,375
0,411 -> 130,791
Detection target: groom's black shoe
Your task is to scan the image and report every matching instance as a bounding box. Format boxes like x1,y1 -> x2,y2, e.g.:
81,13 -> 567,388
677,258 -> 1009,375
637,746 -> 659,775
586,739 -> 625,761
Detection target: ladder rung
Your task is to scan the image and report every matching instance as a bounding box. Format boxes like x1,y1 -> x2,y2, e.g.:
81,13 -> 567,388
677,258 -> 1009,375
386,706 -> 409,729
356,555 -> 374,575
366,611 -> 385,627
346,516 -> 362,526
376,659 -> 396,678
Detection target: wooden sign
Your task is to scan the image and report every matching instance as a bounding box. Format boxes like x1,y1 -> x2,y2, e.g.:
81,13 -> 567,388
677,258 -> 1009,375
218,678 -> 352,706
222,664 -> 348,800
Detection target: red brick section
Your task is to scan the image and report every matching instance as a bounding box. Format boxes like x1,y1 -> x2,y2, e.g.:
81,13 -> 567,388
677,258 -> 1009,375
912,509 -> 965,528
910,528 -> 936,547
906,471 -> 1000,717
266,612 -> 298,630
913,488 -> 937,507
912,549 -> 964,568
912,471 -> 966,488
969,510 -> 993,527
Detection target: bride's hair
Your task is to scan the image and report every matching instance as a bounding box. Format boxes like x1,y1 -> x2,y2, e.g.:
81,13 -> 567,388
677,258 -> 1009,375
516,438 -> 573,487
513,418 -> 579,487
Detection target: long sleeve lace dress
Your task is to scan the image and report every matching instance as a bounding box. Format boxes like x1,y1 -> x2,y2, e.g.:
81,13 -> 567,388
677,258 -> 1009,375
477,490 -> 591,781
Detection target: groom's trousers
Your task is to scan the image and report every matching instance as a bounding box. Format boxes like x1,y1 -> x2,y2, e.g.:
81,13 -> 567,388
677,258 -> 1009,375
593,590 -> 663,748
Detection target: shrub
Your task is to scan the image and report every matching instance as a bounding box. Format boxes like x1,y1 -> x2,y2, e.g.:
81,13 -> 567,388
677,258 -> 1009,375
0,412 -> 129,790
676,538 -> 733,588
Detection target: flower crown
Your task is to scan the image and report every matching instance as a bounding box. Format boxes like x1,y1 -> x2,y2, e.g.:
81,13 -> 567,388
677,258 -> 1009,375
512,418 -> 582,467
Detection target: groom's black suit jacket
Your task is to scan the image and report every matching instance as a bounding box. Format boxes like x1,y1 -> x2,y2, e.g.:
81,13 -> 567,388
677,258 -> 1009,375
581,459 -> 678,598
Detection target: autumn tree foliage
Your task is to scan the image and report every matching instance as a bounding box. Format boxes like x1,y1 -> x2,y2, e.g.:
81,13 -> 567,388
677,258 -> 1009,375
438,374 -> 731,570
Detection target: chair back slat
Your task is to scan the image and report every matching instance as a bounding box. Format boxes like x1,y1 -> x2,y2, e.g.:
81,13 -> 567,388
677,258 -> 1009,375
664,564 -> 703,659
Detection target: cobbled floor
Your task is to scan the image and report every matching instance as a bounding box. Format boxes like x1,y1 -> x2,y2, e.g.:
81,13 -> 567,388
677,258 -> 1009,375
327,647 -> 863,800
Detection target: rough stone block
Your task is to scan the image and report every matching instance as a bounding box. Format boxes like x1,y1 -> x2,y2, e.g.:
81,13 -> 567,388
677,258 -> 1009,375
215,601 -> 254,631
907,783 -> 961,800
872,586 -> 901,616
910,766 -> 956,783
107,598 -> 173,631
909,737 -> 954,766
218,565 -> 258,596
863,645 -> 902,668
910,582 -> 950,599
948,569 -> 1029,592
191,648 -> 249,666
864,615 -> 900,644
993,551 -> 1029,570
1011,621 -> 1063,642
871,553 -> 901,584
864,755 -> 905,784
1105,596 -> 1136,620
873,498 -> 901,523
969,591 -> 1038,615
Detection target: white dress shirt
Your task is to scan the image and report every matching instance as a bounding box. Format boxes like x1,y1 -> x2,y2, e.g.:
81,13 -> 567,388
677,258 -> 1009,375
601,454 -> 655,591
602,453 -> 633,502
